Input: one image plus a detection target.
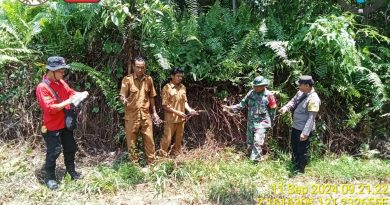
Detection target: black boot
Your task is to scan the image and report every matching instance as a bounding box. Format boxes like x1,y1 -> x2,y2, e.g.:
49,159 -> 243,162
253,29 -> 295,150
298,164 -> 305,174
45,169 -> 58,190
46,180 -> 58,190
65,164 -> 82,180
66,170 -> 82,180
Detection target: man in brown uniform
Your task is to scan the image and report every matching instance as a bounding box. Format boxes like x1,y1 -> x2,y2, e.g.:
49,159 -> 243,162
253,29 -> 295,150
120,57 -> 160,165
159,68 -> 198,157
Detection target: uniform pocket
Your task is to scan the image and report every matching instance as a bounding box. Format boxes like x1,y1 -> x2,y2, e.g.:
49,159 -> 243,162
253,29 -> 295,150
169,90 -> 177,96
126,87 -> 138,106
262,96 -> 268,106
169,90 -> 177,101
144,83 -> 151,95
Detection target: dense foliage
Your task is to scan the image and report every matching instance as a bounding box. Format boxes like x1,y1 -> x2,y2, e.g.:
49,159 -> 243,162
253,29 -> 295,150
0,0 -> 389,157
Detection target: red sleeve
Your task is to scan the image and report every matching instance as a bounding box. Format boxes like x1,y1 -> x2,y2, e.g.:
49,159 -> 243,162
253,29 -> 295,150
268,94 -> 277,109
60,79 -> 76,97
36,83 -> 60,114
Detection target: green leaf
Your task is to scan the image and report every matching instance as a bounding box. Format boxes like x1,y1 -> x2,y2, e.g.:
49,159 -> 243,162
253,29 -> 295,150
111,14 -> 119,27
92,107 -> 100,113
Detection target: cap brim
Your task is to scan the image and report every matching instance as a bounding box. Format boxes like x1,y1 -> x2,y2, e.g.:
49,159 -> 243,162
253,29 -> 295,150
296,80 -> 314,85
46,65 -> 70,71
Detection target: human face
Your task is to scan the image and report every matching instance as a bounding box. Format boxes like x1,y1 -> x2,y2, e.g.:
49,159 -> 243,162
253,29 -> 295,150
133,60 -> 146,77
53,68 -> 66,80
171,72 -> 183,85
298,83 -> 311,93
254,85 -> 266,93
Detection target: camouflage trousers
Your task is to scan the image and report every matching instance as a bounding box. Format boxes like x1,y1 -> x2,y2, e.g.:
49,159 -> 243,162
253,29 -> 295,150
246,121 -> 269,161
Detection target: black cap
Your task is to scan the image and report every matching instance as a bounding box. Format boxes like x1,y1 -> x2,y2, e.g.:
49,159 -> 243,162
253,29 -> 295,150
296,75 -> 314,85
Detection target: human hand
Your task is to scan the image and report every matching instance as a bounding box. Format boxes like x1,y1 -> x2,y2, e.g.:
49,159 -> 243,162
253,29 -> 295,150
300,133 -> 308,141
222,105 -> 232,112
121,96 -> 129,105
279,107 -> 288,114
152,113 -> 163,125
66,95 -> 75,105
189,109 -> 199,116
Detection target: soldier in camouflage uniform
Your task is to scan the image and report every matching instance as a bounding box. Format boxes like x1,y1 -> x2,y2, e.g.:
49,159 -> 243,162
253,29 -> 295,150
224,76 -> 277,162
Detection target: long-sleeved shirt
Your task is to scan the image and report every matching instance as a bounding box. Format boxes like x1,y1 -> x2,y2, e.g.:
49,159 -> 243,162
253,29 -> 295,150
232,89 -> 277,128
36,75 -> 76,131
282,88 -> 321,136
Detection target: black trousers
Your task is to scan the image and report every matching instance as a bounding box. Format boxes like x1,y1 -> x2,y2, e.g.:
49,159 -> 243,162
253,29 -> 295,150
43,128 -> 77,180
291,128 -> 311,172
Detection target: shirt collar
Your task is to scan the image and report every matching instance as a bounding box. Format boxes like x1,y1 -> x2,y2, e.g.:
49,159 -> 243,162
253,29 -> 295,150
308,87 -> 316,95
134,74 -> 146,81
300,87 -> 315,97
42,74 -> 59,85
168,82 -> 182,89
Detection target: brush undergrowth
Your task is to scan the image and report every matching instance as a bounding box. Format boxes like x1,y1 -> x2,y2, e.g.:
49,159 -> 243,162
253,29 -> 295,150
1,141 -> 389,204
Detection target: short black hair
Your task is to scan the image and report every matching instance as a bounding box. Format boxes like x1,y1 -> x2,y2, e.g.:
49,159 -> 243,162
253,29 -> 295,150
133,56 -> 146,63
170,67 -> 184,75
298,80 -> 314,87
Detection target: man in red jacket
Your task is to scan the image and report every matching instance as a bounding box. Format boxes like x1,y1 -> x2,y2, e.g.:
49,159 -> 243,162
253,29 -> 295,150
36,56 -> 88,190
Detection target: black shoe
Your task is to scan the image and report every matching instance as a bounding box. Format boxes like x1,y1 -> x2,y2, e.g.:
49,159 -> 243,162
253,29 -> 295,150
297,165 -> 305,174
295,169 -> 304,174
66,171 -> 82,180
46,180 -> 58,190
291,168 -> 304,176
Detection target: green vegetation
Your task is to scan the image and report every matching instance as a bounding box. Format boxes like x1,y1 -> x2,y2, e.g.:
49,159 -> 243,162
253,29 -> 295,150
1,143 -> 389,204
1,0 -> 389,155
0,0 -> 389,203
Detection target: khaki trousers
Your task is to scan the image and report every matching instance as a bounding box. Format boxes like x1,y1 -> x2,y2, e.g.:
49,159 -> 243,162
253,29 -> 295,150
125,116 -> 155,164
159,121 -> 185,157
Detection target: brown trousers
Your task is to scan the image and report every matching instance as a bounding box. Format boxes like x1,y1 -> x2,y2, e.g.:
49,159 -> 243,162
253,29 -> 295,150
159,121 -> 185,157
125,116 -> 155,164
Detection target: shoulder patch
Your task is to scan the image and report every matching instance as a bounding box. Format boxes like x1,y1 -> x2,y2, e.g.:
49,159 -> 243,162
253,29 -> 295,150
307,98 -> 320,112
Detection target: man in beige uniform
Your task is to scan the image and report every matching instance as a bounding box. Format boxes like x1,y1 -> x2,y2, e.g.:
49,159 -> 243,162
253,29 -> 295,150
120,57 -> 160,165
159,68 -> 198,157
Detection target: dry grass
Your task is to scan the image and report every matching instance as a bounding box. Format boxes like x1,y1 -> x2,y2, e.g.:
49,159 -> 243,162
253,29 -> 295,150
1,138 -> 390,205
0,141 -> 197,204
